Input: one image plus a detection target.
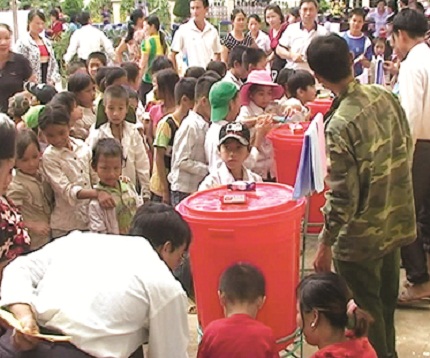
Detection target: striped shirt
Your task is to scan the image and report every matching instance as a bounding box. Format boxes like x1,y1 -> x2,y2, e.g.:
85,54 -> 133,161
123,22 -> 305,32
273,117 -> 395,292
222,32 -> 253,51
141,34 -> 165,84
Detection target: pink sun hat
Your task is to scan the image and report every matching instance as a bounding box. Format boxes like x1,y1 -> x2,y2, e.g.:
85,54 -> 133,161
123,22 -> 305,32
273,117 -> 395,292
240,70 -> 284,106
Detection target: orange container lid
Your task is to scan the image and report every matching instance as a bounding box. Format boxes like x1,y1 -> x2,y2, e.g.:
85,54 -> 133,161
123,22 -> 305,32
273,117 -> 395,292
177,183 -> 305,220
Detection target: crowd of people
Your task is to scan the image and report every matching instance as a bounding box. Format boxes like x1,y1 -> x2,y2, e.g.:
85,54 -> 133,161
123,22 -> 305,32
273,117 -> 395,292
0,0 -> 428,356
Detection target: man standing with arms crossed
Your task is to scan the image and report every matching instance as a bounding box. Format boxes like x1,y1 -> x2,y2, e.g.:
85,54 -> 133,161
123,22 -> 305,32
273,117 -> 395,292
309,34 -> 416,358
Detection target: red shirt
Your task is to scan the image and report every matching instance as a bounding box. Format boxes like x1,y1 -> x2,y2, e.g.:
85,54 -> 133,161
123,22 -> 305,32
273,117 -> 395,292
197,314 -> 278,358
312,337 -> 377,358
51,21 -> 63,35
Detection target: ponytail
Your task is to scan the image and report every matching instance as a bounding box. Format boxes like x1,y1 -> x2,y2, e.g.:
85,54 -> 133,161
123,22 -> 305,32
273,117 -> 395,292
159,30 -> 167,55
145,15 -> 167,54
125,22 -> 135,43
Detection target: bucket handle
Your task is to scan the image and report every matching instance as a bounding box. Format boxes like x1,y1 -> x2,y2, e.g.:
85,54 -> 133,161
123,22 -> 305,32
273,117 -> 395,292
208,228 -> 235,239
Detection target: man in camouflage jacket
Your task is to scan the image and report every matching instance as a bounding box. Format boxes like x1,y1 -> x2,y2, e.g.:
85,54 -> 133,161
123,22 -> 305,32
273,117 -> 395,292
307,34 -> 416,358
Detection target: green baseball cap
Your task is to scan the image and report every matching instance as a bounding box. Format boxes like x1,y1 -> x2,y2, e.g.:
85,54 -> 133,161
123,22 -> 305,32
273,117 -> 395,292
209,81 -> 238,123
23,105 -> 45,129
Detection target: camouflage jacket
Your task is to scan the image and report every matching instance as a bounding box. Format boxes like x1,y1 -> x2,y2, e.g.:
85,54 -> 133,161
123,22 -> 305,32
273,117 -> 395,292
319,80 -> 416,262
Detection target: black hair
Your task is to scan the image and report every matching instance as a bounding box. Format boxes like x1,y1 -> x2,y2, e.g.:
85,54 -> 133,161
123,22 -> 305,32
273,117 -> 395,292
195,75 -> 219,100
393,8 -> 428,38
288,7 -> 300,18
349,7 -> 366,19
38,105 -> 71,130
206,61 -> 227,78
299,0 -> 319,9
248,14 -> 261,23
130,8 -> 144,24
100,67 -> 127,92
16,128 -> 40,160
28,9 -> 46,24
307,34 -> 352,83
94,66 -> 111,90
151,56 -> 174,75
287,70 -> 316,97
184,66 -> 206,79
174,77 -> 197,105
91,137 -> 123,168
204,70 -> 222,80
50,92 -> 77,114
0,23 -> 12,34
242,47 -> 266,70
264,5 -> 284,25
191,0 -> 209,8
276,68 -> 295,86
231,8 -> 246,22
155,68 -> 180,103
68,72 -> 95,94
0,114 -> 16,160
411,1 -> 425,13
129,202 -> 192,250
399,0 -> 408,6
79,11 -> 91,26
67,61 -> 87,76
145,15 -> 167,54
219,263 -> 266,304
228,45 -> 247,69
377,0 -> 387,5
298,273 -> 373,338
121,62 -> 140,83
126,87 -> 139,101
125,9 -> 144,42
103,85 -> 129,106
87,51 -> 107,66
50,9 -> 60,20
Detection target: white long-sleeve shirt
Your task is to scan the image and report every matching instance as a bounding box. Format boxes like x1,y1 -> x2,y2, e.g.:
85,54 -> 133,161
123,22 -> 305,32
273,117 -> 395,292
0,231 -> 189,358
87,121 -> 151,199
398,42 -> 430,143
63,24 -> 115,63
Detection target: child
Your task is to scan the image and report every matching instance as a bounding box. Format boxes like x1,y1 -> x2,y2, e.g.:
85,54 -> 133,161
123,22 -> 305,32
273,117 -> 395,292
68,72 -> 96,140
222,45 -> 248,89
184,66 -> 206,79
39,105 -> 115,238
7,93 -> 30,130
89,138 -> 142,234
67,61 -> 87,77
297,273 -> 377,358
169,76 -> 218,206
87,85 -> 151,201
150,78 -> 196,203
121,61 -> 141,91
369,38 -> 387,85
144,55 -> 174,106
206,61 -> 227,78
7,129 -> 53,250
199,122 -> 262,190
197,263 -> 277,357
276,67 -> 295,98
287,70 -> 317,106
237,70 -> 284,181
87,51 -> 107,80
50,92 -> 85,139
24,82 -> 57,106
205,81 -> 242,172
242,47 -> 267,74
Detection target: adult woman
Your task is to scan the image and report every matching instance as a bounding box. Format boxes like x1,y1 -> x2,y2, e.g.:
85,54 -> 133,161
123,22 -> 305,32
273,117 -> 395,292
297,273 -> 377,358
15,9 -> 60,85
0,24 -> 33,113
46,9 -> 63,40
221,9 -> 255,64
139,15 -> 167,105
0,114 -> 31,280
115,9 -> 145,64
265,5 -> 288,82
248,14 -> 271,55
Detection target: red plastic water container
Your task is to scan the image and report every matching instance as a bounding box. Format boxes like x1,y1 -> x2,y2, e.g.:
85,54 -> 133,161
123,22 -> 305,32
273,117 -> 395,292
177,183 -> 305,348
268,123 -> 326,232
307,98 -> 333,119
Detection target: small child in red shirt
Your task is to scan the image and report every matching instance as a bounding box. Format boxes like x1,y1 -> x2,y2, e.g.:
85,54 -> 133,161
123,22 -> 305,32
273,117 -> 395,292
197,263 -> 278,358
297,272 -> 377,358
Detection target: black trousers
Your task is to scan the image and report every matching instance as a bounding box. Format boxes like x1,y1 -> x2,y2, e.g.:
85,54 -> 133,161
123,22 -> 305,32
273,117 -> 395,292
0,329 -> 144,358
401,140 -> 430,284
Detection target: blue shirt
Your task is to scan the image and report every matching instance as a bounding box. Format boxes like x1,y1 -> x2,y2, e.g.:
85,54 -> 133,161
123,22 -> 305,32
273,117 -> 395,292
342,31 -> 373,77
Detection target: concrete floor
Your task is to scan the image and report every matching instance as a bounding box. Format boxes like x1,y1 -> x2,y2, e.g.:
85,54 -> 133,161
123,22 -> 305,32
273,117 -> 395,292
186,236 -> 430,358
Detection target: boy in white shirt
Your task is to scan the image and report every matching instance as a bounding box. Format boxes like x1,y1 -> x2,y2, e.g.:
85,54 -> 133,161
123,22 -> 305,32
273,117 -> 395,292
222,45 -> 248,89
199,122 -> 262,190
169,76 -> 218,206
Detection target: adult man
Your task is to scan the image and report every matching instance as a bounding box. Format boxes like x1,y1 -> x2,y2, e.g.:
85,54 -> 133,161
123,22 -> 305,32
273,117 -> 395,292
366,0 -> 389,37
309,34 -> 416,358
64,12 -> 115,64
392,9 -> 430,303
0,203 -> 191,358
169,0 -> 222,70
276,0 -> 328,73
342,8 -> 372,80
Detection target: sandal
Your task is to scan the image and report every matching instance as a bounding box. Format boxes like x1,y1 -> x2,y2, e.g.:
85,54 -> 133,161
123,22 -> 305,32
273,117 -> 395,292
398,281 -> 430,304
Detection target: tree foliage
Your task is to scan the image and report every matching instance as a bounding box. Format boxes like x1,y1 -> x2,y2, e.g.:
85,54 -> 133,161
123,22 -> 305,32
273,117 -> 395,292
173,0 -> 189,20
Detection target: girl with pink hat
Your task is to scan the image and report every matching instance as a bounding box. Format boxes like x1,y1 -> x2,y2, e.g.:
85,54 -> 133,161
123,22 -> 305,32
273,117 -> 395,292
237,70 -> 284,181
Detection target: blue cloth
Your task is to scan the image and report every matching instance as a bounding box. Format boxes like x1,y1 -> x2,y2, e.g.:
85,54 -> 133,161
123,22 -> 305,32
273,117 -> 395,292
293,134 -> 315,200
342,32 -> 373,77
